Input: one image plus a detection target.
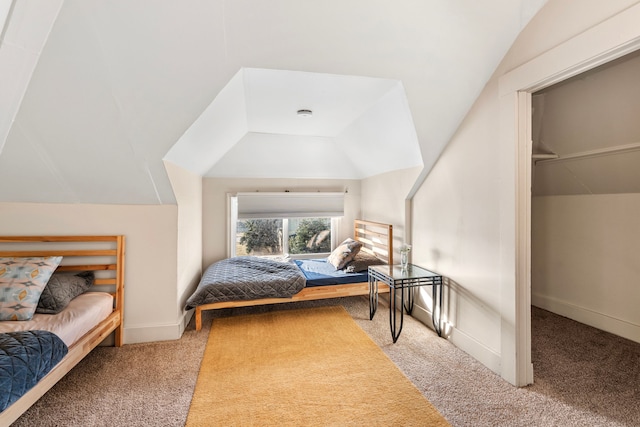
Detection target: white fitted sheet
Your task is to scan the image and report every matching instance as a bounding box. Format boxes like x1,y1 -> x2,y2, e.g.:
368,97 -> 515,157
0,292 -> 114,347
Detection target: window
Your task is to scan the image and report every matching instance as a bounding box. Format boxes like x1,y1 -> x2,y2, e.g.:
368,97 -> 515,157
228,192 -> 343,259
234,217 -> 333,258
286,218 -> 331,255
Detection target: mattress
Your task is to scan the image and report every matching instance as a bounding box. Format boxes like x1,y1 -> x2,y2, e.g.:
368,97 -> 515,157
0,292 -> 114,347
294,259 -> 368,287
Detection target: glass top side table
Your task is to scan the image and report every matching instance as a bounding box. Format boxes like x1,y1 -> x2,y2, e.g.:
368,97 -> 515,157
368,264 -> 443,343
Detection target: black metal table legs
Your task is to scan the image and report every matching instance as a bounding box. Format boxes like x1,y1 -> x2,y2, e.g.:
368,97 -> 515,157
369,274 -> 378,320
431,277 -> 442,337
369,277 -> 443,342
388,287 -> 415,343
368,264 -> 444,342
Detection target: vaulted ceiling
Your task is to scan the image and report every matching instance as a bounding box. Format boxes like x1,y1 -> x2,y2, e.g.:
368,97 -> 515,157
0,0 -> 547,204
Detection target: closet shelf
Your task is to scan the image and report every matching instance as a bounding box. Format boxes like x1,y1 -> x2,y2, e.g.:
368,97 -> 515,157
534,141 -> 640,164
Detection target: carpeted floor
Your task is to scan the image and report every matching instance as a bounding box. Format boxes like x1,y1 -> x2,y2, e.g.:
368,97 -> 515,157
10,296 -> 640,426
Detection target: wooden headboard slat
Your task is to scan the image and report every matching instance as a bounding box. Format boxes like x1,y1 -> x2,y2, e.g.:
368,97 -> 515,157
0,250 -> 117,257
355,236 -> 387,248
353,227 -> 390,240
353,219 -> 391,229
56,264 -> 116,272
353,219 -> 393,265
0,236 -> 120,243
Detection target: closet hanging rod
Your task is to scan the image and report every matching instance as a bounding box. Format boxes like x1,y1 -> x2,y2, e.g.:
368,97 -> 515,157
535,141 -> 640,165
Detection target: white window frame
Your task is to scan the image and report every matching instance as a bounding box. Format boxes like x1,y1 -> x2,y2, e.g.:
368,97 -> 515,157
227,193 -> 340,259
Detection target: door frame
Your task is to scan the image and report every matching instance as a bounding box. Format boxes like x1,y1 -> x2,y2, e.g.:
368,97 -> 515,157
499,5 -> 640,386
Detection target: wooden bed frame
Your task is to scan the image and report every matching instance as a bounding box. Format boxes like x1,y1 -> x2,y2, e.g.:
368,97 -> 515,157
0,235 -> 125,426
194,219 -> 392,331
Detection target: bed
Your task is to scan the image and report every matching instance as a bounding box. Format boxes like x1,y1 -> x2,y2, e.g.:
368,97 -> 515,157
0,235 -> 125,426
188,219 -> 392,331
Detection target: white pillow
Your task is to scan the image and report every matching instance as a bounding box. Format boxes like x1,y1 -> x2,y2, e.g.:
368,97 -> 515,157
327,238 -> 362,270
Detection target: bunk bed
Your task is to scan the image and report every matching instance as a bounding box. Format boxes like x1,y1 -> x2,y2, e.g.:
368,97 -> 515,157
0,235 -> 125,426
187,219 -> 392,331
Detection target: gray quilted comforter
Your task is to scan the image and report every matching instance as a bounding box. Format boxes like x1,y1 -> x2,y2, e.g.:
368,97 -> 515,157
184,256 -> 306,309
1,330 -> 68,412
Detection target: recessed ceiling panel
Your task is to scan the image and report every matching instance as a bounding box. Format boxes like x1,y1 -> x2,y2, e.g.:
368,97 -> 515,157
244,68 -> 398,137
180,67 -> 421,179
205,132 -> 364,179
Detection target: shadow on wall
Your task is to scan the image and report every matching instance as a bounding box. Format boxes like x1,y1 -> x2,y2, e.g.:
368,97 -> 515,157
438,277 -> 502,339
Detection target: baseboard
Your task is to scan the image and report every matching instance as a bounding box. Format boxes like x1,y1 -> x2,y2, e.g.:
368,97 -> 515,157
124,321 -> 184,344
411,304 -> 502,376
411,304 -> 437,331
532,292 -> 640,344
181,309 -> 194,336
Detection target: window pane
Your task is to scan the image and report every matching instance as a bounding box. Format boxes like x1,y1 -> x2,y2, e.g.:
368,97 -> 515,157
287,218 -> 331,255
237,219 -> 283,256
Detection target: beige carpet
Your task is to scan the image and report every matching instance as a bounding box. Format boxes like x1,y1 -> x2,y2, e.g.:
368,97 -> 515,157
10,297 -> 640,426
186,306 -> 450,426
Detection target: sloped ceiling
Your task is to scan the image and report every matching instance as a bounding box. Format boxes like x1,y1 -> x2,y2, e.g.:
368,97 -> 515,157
0,0 -> 547,205
532,49 -> 640,196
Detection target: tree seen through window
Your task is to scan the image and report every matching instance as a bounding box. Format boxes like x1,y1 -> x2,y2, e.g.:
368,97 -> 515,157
236,218 -> 331,256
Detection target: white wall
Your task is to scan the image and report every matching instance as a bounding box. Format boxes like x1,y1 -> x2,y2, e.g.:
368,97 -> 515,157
412,81 -> 504,371
202,177 -> 361,269
165,161 -> 203,335
0,202 -> 179,344
361,166 -> 421,262
410,0 -> 640,384
532,195 -> 640,343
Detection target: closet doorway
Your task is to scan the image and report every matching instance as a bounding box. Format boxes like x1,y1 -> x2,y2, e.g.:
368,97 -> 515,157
502,8 -> 640,386
530,49 -> 640,345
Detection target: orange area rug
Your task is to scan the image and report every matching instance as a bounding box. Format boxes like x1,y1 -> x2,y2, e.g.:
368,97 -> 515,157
186,306 -> 450,426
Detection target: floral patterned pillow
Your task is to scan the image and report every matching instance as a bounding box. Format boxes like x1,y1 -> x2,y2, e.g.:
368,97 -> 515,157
0,256 -> 63,321
327,238 -> 362,270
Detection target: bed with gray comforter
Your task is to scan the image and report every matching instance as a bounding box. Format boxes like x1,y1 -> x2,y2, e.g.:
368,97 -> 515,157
184,256 -> 306,309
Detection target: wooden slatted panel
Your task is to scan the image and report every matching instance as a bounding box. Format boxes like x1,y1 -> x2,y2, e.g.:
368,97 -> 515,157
0,235 -> 125,346
0,235 -> 125,425
354,219 -> 393,265
354,226 -> 390,241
